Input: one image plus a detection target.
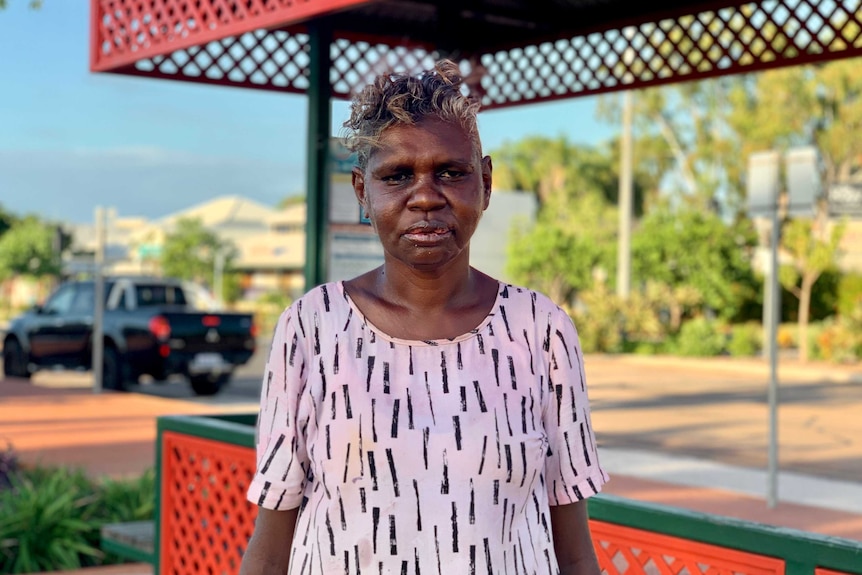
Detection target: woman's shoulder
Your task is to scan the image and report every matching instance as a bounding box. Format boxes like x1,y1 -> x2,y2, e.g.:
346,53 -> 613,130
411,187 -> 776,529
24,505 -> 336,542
283,282 -> 349,320
497,282 -> 566,316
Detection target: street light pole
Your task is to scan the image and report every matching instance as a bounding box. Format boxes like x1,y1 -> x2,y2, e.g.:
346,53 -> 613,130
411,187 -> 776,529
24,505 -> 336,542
617,89 -> 634,299
92,206 -> 106,394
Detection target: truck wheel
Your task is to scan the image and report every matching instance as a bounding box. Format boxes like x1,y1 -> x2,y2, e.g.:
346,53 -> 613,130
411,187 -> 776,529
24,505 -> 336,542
102,346 -> 126,392
3,338 -> 31,379
189,373 -> 230,396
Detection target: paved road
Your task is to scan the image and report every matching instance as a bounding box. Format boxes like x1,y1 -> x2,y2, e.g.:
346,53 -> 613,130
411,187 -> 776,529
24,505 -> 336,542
4,345 -> 862,484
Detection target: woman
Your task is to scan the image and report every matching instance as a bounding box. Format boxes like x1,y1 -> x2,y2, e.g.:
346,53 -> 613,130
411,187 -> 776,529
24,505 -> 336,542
241,59 -> 608,575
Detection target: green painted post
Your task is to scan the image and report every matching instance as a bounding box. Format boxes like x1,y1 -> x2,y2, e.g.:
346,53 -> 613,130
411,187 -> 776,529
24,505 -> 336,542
304,22 -> 333,290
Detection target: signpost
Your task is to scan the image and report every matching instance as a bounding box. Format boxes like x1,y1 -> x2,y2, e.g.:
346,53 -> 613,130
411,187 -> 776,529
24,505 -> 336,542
327,139 -> 384,283
746,147 -> 820,508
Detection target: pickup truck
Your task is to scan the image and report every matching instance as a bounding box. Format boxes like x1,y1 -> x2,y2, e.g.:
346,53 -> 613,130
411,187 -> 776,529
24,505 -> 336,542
2,277 -> 257,395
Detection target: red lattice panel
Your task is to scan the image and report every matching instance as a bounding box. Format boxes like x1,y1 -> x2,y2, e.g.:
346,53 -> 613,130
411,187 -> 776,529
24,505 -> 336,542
590,520 -> 786,575
476,0 -> 862,108
160,432 -> 258,575
92,0 -> 862,107
816,569 -> 857,575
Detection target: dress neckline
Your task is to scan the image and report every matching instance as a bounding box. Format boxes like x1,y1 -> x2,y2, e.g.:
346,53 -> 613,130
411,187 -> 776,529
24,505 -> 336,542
336,280 -> 502,347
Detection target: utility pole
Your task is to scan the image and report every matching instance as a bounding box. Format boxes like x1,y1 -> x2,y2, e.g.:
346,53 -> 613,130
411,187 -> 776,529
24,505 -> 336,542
617,89 -> 634,299
92,206 -> 106,393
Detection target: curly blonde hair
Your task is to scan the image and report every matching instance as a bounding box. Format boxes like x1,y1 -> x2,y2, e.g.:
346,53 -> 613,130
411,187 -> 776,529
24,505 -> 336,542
341,59 -> 482,170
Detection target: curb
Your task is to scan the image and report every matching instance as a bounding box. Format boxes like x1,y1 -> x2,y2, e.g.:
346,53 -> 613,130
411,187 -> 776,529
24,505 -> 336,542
587,353 -> 862,383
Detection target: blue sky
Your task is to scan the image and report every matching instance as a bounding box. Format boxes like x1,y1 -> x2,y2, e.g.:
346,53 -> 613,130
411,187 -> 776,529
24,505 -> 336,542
0,1 -> 616,224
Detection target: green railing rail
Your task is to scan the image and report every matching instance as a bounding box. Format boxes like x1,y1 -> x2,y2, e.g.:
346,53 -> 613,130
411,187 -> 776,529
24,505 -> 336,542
155,414 -> 862,575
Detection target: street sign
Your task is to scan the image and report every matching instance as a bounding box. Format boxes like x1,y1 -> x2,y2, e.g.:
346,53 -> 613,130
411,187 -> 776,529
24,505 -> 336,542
747,151 -> 780,217
828,183 -> 862,217
785,146 -> 820,217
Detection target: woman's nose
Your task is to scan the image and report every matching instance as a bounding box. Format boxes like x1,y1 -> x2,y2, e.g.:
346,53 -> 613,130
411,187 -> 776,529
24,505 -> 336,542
406,174 -> 446,210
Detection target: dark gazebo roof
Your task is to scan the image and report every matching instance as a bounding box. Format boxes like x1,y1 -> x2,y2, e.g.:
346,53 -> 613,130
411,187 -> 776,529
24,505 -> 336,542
90,0 -> 862,109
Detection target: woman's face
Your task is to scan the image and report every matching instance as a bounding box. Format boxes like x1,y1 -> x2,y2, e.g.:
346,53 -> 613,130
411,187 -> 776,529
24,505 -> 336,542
352,117 -> 492,273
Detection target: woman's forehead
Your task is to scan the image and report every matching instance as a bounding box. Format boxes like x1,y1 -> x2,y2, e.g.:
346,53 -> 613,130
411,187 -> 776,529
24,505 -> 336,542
371,118 -> 480,162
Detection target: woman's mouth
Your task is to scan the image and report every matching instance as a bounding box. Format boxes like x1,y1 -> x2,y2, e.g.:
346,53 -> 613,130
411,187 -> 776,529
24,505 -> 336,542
403,222 -> 452,245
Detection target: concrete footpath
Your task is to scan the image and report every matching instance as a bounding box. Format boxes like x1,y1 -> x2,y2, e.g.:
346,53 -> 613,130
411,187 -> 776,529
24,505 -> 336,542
1,353 -> 861,546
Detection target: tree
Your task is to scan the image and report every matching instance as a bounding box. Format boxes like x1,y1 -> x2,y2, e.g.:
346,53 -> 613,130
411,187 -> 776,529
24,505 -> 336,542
159,218 -> 237,292
727,60 -> 861,361
779,216 -> 846,362
631,207 -> 758,323
0,217 -> 62,280
0,204 -> 18,239
496,139 -> 629,305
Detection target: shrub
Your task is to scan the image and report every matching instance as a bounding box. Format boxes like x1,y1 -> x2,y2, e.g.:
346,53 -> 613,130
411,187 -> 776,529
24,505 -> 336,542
0,464 -> 156,573
0,442 -> 18,490
672,317 -> 727,357
837,273 -> 862,318
728,322 -> 762,357
0,467 -> 103,573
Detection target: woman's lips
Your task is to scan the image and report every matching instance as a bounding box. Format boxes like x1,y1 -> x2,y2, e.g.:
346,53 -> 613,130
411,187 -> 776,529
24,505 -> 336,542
403,221 -> 452,244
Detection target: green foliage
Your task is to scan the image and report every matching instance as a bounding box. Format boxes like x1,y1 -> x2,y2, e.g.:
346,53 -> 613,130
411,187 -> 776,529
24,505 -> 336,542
0,464 -> 156,572
671,317 -> 727,357
837,273 -> 862,318
0,217 -> 62,280
632,207 -> 758,320
0,468 -> 103,573
0,442 -> 18,490
0,204 -> 18,239
727,322 -> 762,357
160,217 -> 237,288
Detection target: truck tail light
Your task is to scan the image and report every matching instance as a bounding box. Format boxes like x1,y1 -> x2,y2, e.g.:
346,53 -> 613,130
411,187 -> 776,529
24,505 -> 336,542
149,315 -> 171,340
250,321 -> 259,338
202,315 -> 221,327
159,344 -> 171,358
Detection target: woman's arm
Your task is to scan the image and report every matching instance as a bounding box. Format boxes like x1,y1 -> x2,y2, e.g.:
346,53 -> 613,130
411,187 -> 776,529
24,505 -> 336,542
239,507 -> 299,575
550,500 -> 602,575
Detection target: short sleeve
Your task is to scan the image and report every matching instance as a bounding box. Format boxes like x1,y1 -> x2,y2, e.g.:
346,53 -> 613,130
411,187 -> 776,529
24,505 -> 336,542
247,305 -> 310,510
541,306 -> 609,505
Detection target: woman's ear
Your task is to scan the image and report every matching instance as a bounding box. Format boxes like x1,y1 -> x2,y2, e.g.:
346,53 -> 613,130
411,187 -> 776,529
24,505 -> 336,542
352,167 -> 366,206
481,156 -> 493,210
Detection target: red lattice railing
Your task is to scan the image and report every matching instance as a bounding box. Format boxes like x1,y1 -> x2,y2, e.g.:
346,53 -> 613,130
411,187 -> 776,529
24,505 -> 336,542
91,0 -> 862,108
591,521 -> 785,575
157,428 -> 860,575
159,432 -> 258,575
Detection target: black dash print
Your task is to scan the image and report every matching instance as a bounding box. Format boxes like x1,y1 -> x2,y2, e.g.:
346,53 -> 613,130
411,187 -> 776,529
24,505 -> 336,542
440,449 -> 450,494
457,342 -> 463,370
555,329 -> 573,368
333,336 -> 339,374
368,451 -> 378,491
522,329 -> 534,375
289,333 -> 298,367
342,384 -> 353,419
356,337 -> 363,359
477,333 -> 485,355
265,370 -> 273,399
321,284 -> 330,312
389,515 -> 397,555
408,346 -> 414,375
440,352 -> 449,394
407,389 -> 415,429
386,448 -> 400,497
491,349 -> 500,386
413,479 -> 422,531
508,356 -> 517,390
366,356 -> 375,392
372,507 -> 380,553
451,501 -> 459,553
580,422 -> 592,466
460,385 -> 468,412
313,313 -> 321,355
260,434 -> 285,474
383,361 -> 390,394
473,381 -> 487,412
499,305 -> 514,341
453,415 -> 462,450
390,399 -> 400,438
478,436 -> 488,475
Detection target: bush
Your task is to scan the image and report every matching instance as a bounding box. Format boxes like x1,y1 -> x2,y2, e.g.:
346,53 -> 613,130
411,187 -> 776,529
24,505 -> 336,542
728,322 -> 762,357
0,463 -> 156,573
837,273 -> 862,318
671,317 -> 727,357
0,442 -> 18,490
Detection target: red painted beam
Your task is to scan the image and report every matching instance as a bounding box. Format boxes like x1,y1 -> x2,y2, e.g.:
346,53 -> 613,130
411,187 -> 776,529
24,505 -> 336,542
90,0 -> 374,72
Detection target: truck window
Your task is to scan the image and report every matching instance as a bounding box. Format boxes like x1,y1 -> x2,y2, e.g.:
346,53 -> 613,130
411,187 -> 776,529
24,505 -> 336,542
135,284 -> 188,307
43,285 -> 76,315
70,284 -> 95,314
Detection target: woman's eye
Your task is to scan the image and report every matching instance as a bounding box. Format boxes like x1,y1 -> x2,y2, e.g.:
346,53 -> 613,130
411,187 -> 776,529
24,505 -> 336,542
382,173 -> 409,183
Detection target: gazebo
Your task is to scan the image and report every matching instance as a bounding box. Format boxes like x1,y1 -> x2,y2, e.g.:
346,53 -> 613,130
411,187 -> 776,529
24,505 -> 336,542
89,0 -> 862,287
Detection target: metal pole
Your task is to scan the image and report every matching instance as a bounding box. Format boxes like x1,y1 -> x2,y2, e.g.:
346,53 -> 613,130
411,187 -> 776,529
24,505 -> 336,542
214,249 -> 225,308
767,203 -> 781,508
304,22 -> 332,290
617,89 -> 633,299
91,206 -> 105,394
